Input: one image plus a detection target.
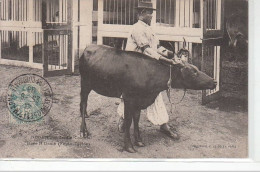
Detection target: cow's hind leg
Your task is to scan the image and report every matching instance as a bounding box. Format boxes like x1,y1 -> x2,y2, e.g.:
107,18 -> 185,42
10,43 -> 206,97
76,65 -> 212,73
124,100 -> 136,153
133,109 -> 145,147
80,77 -> 91,138
80,78 -> 90,118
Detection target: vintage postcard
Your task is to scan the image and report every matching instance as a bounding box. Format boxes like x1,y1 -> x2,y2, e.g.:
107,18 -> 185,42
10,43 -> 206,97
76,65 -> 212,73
0,0 -> 249,160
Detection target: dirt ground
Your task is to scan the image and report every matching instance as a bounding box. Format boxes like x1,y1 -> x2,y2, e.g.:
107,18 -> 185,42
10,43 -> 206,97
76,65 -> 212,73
0,64 -> 248,158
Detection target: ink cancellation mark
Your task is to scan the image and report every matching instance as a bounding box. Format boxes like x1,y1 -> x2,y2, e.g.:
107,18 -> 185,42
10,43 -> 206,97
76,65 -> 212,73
7,74 -> 53,122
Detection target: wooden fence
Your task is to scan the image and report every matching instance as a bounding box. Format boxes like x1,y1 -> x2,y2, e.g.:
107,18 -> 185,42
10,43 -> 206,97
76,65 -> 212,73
0,0 -> 92,72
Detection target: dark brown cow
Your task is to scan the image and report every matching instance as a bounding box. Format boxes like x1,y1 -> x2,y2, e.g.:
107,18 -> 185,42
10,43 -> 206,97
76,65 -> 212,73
79,45 -> 217,153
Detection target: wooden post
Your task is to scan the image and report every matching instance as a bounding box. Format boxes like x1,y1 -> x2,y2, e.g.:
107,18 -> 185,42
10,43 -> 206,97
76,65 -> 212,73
71,0 -> 78,73
175,41 -> 179,54
59,0 -> 62,23
217,0 -> 222,30
28,0 -> 33,21
216,45 -> 220,91
151,0 -> 156,26
28,31 -> 33,64
79,0 -> 93,47
202,0 -> 205,35
189,0 -> 194,28
28,0 -> 34,64
42,0 -> 47,76
188,42 -> 192,61
179,0 -> 184,27
67,0 -> 73,72
0,31 -> 2,59
175,0 -> 180,27
221,0 -> 225,32
184,0 -> 189,27
97,0 -> 103,45
42,0 -> 47,27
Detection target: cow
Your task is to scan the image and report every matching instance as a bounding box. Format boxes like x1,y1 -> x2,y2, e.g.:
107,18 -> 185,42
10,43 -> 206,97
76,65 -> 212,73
79,44 -> 217,153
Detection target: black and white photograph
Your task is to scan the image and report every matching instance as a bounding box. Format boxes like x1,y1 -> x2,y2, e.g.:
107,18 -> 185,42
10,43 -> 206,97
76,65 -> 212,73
0,0 -> 251,162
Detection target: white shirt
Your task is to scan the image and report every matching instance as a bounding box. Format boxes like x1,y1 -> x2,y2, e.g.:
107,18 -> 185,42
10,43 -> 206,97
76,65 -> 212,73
125,20 -> 167,60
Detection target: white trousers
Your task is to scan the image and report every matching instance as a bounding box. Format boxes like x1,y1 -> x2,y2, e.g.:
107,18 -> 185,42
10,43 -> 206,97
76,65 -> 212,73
117,93 -> 169,125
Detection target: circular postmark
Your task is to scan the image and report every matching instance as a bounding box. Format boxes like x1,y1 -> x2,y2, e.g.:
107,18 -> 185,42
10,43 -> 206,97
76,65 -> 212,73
7,74 -> 53,122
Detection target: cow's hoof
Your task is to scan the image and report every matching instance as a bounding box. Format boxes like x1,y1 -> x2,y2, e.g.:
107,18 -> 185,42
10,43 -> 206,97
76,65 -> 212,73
80,131 -> 91,139
135,141 -> 145,147
171,133 -> 180,140
125,147 -> 136,153
80,132 -> 87,138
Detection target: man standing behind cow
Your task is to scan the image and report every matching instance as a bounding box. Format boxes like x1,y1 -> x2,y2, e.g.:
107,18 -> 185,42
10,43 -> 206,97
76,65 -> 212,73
117,1 -> 179,140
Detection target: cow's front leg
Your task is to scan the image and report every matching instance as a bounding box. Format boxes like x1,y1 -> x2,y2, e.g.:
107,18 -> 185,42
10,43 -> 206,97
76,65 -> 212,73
133,109 -> 145,147
124,101 -> 136,153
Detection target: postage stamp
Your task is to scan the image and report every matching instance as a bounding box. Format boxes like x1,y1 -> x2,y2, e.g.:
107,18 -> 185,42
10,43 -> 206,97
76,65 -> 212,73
7,74 -> 53,122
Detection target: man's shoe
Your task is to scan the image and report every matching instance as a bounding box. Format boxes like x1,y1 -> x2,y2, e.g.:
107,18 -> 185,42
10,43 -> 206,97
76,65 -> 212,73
160,126 -> 179,140
118,117 -> 125,133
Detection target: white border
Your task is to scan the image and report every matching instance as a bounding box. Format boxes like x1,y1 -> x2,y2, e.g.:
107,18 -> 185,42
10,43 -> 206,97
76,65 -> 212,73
249,0 -> 260,163
0,0 -> 260,171
0,159 -> 260,171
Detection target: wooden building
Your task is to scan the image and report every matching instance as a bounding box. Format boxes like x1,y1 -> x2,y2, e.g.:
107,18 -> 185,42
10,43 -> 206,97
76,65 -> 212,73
0,0 -> 225,103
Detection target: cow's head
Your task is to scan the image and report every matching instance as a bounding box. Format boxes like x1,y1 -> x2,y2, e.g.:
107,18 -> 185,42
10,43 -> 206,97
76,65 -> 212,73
171,61 -> 217,90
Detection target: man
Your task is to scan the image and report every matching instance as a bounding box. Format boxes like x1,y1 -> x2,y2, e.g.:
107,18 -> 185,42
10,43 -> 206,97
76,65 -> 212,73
117,1 -> 179,140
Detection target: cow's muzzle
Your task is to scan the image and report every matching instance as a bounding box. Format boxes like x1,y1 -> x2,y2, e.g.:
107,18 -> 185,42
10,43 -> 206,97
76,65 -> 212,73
210,80 -> 218,89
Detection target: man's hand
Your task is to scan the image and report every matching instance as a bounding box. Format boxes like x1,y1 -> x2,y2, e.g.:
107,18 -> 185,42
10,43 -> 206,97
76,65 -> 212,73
171,58 -> 185,67
159,56 -> 184,67
167,51 -> 174,59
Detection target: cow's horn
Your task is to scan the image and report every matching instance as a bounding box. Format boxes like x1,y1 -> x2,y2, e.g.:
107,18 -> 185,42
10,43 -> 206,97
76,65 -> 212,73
183,37 -> 187,48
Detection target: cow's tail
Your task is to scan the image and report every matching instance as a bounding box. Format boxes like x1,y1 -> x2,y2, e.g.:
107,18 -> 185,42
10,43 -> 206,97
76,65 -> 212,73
79,49 -> 87,75
79,45 -> 92,75
79,45 -> 98,75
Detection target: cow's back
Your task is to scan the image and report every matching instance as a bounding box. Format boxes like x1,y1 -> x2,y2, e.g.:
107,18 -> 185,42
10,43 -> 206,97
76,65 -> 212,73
79,45 -> 169,97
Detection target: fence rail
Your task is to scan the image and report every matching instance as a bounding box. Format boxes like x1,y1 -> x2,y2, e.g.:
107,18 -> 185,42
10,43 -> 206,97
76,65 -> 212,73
205,45 -> 220,96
